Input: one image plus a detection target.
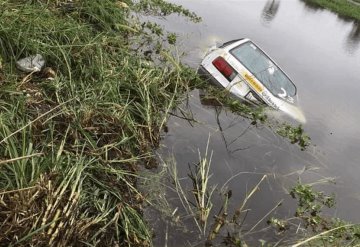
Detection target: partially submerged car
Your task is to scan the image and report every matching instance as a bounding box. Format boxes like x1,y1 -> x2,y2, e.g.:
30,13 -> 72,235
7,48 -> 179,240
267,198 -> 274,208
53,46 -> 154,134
198,38 -> 305,123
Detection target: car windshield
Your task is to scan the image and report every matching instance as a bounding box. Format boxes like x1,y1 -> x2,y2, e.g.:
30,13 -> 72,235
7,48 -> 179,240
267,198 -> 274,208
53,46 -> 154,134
230,41 -> 296,97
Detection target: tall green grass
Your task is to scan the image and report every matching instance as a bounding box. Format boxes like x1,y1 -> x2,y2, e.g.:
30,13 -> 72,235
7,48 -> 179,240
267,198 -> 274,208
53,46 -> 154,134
0,0 -> 201,245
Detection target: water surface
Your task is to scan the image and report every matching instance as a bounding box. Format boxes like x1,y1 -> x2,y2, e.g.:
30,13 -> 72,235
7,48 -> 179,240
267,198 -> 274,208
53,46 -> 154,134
146,0 -> 360,245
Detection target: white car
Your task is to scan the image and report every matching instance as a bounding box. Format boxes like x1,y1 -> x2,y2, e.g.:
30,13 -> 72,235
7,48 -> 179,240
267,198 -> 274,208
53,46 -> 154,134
198,38 -> 305,123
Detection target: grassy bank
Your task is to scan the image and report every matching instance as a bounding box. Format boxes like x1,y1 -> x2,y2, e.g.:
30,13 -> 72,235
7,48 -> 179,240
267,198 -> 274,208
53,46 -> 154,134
302,0 -> 360,20
0,0 -> 201,246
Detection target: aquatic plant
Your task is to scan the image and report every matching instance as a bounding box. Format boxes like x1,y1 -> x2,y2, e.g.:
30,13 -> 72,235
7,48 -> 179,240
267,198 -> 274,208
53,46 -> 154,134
199,85 -> 311,150
199,85 -> 268,124
268,182 -> 360,246
290,182 -> 335,229
277,124 -> 311,150
187,142 -> 216,234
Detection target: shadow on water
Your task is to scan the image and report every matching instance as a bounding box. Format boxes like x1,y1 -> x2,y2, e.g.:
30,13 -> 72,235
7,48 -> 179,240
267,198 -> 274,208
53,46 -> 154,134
261,0 -> 281,25
345,21 -> 360,54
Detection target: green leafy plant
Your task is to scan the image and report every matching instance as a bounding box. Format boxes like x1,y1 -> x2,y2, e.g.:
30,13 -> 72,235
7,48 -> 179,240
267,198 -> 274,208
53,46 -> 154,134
277,124 -> 311,150
290,183 -> 335,229
289,183 -> 360,246
167,33 -> 177,45
134,0 -> 202,22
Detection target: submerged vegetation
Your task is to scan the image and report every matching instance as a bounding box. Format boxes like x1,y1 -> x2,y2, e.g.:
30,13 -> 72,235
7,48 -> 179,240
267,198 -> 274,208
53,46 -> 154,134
277,124 -> 310,150
146,149 -> 360,246
199,85 -> 311,150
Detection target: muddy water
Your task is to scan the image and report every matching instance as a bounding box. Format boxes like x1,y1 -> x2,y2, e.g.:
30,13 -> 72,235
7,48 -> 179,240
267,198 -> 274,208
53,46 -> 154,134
147,0 -> 360,245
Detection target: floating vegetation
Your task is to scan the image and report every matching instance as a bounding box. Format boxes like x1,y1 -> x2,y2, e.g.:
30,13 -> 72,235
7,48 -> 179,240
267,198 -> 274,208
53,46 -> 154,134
277,124 -> 311,150
199,85 -> 268,124
272,182 -> 360,246
198,85 -> 311,150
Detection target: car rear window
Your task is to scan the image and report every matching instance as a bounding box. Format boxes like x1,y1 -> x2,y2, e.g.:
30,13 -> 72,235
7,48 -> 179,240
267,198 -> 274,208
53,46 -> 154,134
219,38 -> 244,48
230,41 -> 296,97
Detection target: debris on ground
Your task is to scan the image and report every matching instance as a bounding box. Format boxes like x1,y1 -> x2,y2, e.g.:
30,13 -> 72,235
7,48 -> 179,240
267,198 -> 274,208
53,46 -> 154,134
16,54 -> 45,73
42,67 -> 56,80
117,1 -> 129,8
